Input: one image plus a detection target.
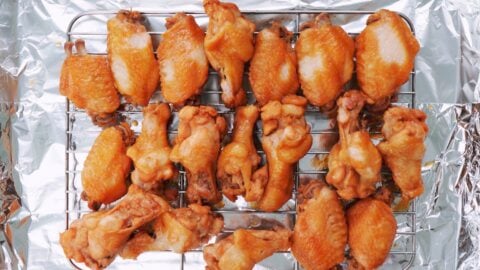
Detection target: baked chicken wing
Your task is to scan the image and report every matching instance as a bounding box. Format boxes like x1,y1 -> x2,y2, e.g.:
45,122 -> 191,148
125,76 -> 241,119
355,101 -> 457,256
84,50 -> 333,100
377,107 -> 428,201
60,39 -> 120,127
204,0 -> 255,108
249,22 -> 299,106
120,203 -> 223,258
204,228 -> 291,270
253,95 -> 312,211
107,10 -> 159,106
356,9 -> 420,104
326,90 -> 382,200
347,198 -> 397,270
296,14 -> 354,109
81,123 -> 134,210
217,105 -> 261,202
126,103 -> 177,191
157,13 -> 209,106
170,106 -> 226,204
292,181 -> 347,270
60,185 -> 170,270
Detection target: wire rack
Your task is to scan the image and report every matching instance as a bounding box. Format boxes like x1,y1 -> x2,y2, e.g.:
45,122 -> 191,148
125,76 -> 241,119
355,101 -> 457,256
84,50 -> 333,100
65,9 -> 417,270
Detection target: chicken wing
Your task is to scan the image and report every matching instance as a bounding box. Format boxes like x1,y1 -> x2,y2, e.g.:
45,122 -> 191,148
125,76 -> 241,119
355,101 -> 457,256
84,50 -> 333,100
170,106 -> 226,204
296,14 -> 354,109
204,228 -> 291,270
356,9 -> 420,104
326,90 -> 382,200
60,185 -> 170,270
120,203 -> 223,258
60,39 -> 120,127
217,105 -> 261,202
249,22 -> 299,106
126,103 -> 177,191
157,13 -> 209,106
204,0 -> 255,108
81,122 -> 134,210
107,10 -> 159,106
292,181 -> 347,270
347,198 -> 397,270
377,107 -> 428,202
253,95 -> 312,211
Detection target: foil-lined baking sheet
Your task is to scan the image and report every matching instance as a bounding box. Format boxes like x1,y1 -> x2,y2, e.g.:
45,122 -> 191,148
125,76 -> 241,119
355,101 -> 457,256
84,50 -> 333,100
1,0 -> 480,269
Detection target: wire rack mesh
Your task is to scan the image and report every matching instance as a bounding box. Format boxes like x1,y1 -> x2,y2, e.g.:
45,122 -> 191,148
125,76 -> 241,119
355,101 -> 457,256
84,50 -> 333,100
65,9 -> 417,270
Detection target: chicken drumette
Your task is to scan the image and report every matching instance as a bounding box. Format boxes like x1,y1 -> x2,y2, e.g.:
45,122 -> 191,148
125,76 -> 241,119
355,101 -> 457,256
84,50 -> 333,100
107,10 -> 159,106
60,39 -> 120,127
377,107 -> 428,202
249,22 -> 299,106
126,103 -> 177,191
170,106 -> 226,204
296,14 -> 354,110
120,203 -> 223,258
81,122 -> 134,210
204,228 -> 291,270
60,185 -> 170,270
204,0 -> 255,108
356,9 -> 420,105
253,95 -> 312,211
217,105 -> 261,202
292,181 -> 347,270
157,13 -> 209,106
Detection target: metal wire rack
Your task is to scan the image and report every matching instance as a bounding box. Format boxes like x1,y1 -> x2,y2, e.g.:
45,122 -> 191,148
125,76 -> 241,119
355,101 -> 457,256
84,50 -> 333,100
65,9 -> 417,270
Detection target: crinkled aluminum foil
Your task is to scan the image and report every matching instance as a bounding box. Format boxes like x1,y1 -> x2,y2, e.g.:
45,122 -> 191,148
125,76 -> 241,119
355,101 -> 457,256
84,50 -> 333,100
1,0 -> 480,269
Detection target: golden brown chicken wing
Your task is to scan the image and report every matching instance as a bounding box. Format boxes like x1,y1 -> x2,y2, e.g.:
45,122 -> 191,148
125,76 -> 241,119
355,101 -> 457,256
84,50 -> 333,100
204,0 -> 255,108
217,105 -> 261,202
107,10 -> 159,106
60,185 -> 170,270
157,13 -> 209,106
326,90 -> 382,200
296,14 -> 354,109
253,95 -> 312,211
120,203 -> 223,258
249,22 -> 299,106
59,39 -> 120,127
81,122 -> 134,210
377,107 -> 428,202
291,181 -> 347,270
126,103 -> 177,191
170,106 -> 226,204
356,9 -> 420,104
347,198 -> 397,270
204,228 -> 291,270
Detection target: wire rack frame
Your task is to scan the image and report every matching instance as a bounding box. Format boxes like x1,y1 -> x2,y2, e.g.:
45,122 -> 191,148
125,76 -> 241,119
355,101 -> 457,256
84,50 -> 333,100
65,9 -> 417,270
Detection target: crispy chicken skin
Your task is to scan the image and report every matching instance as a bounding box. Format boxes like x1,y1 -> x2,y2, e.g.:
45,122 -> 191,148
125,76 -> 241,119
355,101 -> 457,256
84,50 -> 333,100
296,14 -> 354,109
292,181 -> 347,270
107,10 -> 159,106
356,9 -> 420,104
347,198 -> 397,270
204,0 -> 255,108
326,90 -> 382,200
253,95 -> 313,211
60,185 -> 170,270
203,228 -> 291,270
217,105 -> 261,202
60,39 -> 120,127
126,104 -> 177,191
170,106 -> 227,204
157,13 -> 209,106
249,22 -> 299,106
120,204 -> 223,258
81,123 -> 134,210
377,107 -> 428,201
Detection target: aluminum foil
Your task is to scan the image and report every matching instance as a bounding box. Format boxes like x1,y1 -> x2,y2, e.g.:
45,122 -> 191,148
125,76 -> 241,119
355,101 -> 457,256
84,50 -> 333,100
1,0 -> 480,269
